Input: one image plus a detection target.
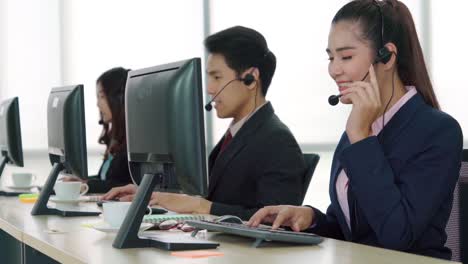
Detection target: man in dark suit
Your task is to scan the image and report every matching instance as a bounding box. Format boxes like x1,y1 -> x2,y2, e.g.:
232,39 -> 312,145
103,26 -> 306,220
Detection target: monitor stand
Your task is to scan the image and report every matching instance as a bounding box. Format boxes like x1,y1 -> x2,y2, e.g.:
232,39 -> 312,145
31,162 -> 100,217
0,156 -> 7,177
112,168 -> 219,251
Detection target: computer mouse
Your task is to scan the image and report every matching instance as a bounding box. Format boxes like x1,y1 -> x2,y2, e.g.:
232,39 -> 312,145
147,207 -> 167,215
214,215 -> 243,224
96,198 -> 120,207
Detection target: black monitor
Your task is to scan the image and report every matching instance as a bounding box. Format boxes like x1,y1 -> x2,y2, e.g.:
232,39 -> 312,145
47,85 -> 88,179
0,97 -> 24,178
32,85 -> 99,216
125,57 -> 207,196
112,58 -> 218,250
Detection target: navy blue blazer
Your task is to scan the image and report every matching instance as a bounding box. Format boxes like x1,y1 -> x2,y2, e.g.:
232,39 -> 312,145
308,94 -> 463,260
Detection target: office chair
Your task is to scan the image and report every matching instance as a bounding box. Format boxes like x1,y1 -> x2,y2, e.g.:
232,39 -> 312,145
301,153 -> 320,203
445,149 -> 468,262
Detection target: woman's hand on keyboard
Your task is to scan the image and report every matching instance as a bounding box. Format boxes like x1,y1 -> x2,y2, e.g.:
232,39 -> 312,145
247,205 -> 315,232
101,184 -> 137,201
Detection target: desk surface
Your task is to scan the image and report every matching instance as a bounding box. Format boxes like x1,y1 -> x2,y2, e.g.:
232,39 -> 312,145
0,197 -> 460,264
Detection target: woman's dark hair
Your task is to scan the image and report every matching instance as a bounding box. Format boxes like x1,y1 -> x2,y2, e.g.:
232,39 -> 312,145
332,0 -> 440,109
97,67 -> 130,158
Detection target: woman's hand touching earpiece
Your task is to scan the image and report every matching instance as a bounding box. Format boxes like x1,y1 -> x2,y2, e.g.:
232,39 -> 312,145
340,64 -> 382,144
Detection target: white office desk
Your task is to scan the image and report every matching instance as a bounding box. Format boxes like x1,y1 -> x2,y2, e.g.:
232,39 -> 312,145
0,197 -> 460,264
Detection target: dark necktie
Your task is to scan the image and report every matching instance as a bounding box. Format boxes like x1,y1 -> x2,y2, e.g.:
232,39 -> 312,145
219,131 -> 233,153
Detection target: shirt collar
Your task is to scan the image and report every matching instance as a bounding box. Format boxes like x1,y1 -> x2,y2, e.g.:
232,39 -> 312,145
372,86 -> 417,135
228,101 -> 269,137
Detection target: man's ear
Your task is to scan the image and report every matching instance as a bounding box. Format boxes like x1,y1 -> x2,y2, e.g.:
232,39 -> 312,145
243,67 -> 259,90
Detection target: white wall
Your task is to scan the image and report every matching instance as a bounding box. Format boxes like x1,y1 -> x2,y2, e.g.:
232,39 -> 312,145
0,0 -> 205,177
61,0 -> 205,151
432,1 -> 468,146
2,0 -> 62,150
0,0 -> 6,100
0,0 -> 205,152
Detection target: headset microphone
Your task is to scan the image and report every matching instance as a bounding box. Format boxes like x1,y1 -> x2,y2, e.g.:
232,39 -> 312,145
328,70 -> 369,106
204,74 -> 255,111
328,94 -> 342,106
204,102 -> 214,111
98,112 -> 104,125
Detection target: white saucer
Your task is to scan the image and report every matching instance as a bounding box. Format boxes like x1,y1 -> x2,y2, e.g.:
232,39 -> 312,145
91,222 -> 153,233
49,195 -> 88,203
5,184 -> 36,190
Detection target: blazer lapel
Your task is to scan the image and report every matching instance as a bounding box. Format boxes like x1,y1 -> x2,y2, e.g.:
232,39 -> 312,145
377,94 -> 425,148
208,137 -> 247,196
331,133 -> 353,239
207,102 -> 274,197
208,139 -> 222,175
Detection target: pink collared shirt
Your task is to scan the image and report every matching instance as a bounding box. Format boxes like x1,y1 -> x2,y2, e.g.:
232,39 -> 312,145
336,86 -> 417,229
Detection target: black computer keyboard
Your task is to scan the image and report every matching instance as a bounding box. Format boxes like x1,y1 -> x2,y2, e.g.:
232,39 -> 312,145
186,220 -> 323,247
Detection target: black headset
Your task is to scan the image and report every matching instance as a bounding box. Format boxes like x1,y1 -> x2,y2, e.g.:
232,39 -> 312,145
241,73 -> 255,86
241,50 -> 270,86
373,0 -> 396,141
239,49 -> 270,86
374,0 -> 392,64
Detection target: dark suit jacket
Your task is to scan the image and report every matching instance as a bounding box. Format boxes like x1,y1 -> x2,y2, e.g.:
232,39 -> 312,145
307,94 -> 463,260
87,149 -> 133,193
207,102 -> 306,220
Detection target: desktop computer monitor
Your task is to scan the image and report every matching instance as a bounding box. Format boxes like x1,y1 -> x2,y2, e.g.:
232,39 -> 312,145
125,57 -> 207,196
0,97 -> 23,177
113,58 -> 216,249
32,85 -> 99,216
47,85 -> 88,179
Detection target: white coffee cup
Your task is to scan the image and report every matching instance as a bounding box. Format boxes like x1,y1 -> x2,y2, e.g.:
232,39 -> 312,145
54,181 -> 89,201
11,172 -> 36,188
102,202 -> 153,228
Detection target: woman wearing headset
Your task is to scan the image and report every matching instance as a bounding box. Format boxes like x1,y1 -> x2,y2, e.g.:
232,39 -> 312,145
62,67 -> 134,193
249,0 -> 463,260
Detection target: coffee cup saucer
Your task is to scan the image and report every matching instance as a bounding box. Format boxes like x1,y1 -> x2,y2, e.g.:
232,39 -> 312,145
5,184 -> 36,190
90,221 -> 153,233
49,195 -> 88,203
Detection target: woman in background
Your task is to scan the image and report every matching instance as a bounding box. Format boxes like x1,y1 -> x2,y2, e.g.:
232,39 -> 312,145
63,67 -> 133,193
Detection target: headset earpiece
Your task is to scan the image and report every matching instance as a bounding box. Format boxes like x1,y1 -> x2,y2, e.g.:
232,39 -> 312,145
375,46 -> 392,64
241,74 -> 255,86
374,2 -> 392,65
